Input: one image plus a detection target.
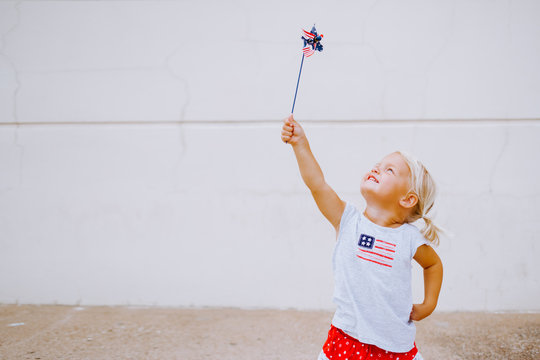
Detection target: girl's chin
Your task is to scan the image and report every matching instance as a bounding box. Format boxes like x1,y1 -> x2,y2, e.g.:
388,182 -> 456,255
360,182 -> 377,192
360,185 -> 375,198
361,187 -> 390,205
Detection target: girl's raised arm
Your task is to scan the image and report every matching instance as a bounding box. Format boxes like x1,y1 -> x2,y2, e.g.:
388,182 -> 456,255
281,115 -> 346,231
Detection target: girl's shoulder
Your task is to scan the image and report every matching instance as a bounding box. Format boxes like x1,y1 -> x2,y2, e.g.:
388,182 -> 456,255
341,201 -> 361,222
401,222 -> 431,255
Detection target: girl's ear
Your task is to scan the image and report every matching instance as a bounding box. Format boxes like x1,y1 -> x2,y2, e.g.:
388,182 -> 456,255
400,193 -> 418,209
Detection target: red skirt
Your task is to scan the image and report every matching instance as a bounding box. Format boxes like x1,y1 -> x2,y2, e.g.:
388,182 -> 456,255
323,325 -> 418,360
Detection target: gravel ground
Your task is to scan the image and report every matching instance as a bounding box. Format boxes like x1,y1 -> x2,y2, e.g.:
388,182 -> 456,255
0,305 -> 538,360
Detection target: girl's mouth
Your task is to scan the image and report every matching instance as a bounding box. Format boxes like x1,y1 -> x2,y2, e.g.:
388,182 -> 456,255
367,175 -> 379,183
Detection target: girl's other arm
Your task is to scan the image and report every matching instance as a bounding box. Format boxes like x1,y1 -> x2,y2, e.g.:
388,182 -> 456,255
410,245 -> 443,321
281,115 -> 345,230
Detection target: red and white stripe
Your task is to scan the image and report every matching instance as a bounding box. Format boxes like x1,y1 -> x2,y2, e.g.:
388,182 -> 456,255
302,45 -> 315,57
302,29 -> 315,39
357,239 -> 396,268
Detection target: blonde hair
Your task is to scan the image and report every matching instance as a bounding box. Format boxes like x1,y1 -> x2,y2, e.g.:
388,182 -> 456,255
396,151 -> 442,245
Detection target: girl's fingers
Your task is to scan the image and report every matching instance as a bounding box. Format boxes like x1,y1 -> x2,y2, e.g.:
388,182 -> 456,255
283,118 -> 294,127
282,116 -> 296,144
282,124 -> 293,132
282,125 -> 293,132
281,129 -> 293,137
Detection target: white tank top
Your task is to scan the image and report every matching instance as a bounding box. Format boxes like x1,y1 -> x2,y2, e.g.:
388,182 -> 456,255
331,202 -> 429,353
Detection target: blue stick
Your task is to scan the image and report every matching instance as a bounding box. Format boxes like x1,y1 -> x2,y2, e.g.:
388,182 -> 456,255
291,53 -> 305,114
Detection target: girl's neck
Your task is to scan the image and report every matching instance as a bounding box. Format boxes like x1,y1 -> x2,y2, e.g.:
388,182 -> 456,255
363,205 -> 406,228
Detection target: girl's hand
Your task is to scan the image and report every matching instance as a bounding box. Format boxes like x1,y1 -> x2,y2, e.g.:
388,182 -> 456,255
281,115 -> 307,146
410,302 -> 436,322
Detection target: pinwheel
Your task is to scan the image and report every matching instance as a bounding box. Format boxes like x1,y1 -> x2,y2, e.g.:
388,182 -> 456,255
291,25 -> 324,114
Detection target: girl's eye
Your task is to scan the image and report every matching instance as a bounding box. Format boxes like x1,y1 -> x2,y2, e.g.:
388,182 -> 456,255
386,168 -> 394,174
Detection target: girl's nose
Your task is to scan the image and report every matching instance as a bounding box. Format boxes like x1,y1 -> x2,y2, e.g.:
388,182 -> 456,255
371,167 -> 380,174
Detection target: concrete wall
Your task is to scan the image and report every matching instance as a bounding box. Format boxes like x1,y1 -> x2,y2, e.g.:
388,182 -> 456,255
1,0 -> 539,311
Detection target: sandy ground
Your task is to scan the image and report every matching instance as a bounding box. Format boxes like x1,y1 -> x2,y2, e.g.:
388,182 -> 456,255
0,305 -> 538,360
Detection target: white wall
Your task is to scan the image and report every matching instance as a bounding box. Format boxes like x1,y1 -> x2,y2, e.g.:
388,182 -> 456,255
1,0 -> 539,311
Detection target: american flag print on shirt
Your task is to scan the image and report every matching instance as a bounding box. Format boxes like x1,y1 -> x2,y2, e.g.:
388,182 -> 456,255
357,234 -> 396,268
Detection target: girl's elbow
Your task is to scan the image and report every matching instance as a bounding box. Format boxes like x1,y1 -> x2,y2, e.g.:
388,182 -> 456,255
424,257 -> 443,273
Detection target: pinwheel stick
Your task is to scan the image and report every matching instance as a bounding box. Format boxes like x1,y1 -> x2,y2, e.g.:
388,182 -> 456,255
291,53 -> 305,114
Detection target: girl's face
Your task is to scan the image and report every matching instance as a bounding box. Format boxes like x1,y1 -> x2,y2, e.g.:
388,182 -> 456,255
360,152 -> 412,207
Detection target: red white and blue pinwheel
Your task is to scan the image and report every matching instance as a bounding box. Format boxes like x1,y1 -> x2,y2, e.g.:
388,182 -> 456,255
301,27 -> 324,57
291,25 -> 324,114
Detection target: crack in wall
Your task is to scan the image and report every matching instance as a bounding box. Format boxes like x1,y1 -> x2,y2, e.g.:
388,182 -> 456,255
164,45 -> 189,191
311,45 -> 383,113
1,0 -> 24,186
421,0 -> 457,119
489,128 -> 509,194
164,45 -> 190,123
361,0 -> 381,44
324,1 -> 386,118
348,0 -> 459,120
504,0 -> 513,119
1,0 -> 22,124
360,0 -> 387,118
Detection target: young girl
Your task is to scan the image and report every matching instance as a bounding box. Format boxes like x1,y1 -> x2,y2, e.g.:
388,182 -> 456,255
281,115 -> 443,360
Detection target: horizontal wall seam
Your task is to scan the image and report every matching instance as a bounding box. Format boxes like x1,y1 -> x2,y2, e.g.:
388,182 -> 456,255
0,118 -> 540,126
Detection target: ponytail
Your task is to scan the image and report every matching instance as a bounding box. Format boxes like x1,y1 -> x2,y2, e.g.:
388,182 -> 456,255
421,216 -> 441,246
